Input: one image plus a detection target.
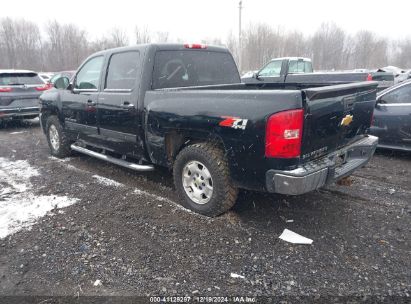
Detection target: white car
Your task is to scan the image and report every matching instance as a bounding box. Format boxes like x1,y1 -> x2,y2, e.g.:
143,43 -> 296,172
39,72 -> 55,83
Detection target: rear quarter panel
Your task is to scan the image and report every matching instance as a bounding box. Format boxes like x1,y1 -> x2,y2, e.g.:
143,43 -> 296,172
144,89 -> 303,190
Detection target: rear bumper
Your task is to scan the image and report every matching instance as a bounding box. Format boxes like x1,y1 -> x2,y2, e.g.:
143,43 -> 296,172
266,135 -> 378,195
0,106 -> 39,118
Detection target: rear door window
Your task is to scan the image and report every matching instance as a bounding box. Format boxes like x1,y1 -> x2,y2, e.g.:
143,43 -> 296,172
0,73 -> 43,85
152,50 -> 239,89
105,51 -> 140,91
288,60 -> 313,73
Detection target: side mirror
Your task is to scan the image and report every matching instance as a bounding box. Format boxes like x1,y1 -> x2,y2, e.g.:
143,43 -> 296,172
252,72 -> 259,79
53,77 -> 70,90
375,96 -> 385,107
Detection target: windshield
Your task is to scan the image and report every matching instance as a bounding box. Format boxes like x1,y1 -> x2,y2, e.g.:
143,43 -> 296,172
152,50 -> 240,89
0,73 -> 43,86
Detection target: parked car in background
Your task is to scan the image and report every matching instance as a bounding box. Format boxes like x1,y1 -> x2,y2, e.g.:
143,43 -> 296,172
242,57 -> 373,86
367,71 -> 394,91
370,79 -> 411,151
377,66 -> 411,84
242,57 -> 393,91
0,70 -> 51,121
39,72 -> 55,83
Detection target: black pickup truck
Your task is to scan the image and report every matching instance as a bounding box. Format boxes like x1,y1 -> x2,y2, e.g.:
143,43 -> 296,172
39,44 -> 378,216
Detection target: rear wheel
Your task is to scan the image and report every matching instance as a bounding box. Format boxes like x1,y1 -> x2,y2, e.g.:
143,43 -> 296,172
173,143 -> 238,217
46,116 -> 71,158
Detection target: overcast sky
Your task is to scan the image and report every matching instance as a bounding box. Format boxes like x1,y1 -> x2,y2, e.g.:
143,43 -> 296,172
5,0 -> 411,42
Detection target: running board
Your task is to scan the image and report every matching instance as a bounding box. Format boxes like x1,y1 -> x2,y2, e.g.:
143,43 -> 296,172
70,144 -> 154,172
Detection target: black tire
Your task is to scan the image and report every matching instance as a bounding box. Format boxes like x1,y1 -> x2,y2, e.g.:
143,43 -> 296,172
173,143 -> 238,217
46,116 -> 71,158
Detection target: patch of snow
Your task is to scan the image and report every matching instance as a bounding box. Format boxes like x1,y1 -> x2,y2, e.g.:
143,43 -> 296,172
230,273 -> 245,279
0,158 -> 39,193
0,194 -> 78,238
92,175 -> 123,187
0,157 -> 79,239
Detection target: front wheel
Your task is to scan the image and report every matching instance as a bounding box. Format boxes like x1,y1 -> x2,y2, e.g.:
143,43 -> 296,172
46,116 -> 71,158
173,143 -> 238,217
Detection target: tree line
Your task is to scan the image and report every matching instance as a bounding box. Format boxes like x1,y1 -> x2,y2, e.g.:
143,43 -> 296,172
0,17 -> 410,73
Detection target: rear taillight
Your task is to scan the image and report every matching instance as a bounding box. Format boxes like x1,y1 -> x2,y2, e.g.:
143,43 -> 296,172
0,87 -> 12,92
35,84 -> 52,91
265,109 -> 304,158
184,43 -> 207,49
366,73 -> 373,81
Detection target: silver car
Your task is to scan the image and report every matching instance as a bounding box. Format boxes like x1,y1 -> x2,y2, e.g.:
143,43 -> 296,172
0,70 -> 51,121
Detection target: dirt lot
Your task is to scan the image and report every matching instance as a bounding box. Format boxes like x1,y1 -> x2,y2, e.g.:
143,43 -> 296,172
0,119 -> 410,301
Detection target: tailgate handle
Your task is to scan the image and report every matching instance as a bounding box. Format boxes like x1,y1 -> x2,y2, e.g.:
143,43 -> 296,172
343,96 -> 355,109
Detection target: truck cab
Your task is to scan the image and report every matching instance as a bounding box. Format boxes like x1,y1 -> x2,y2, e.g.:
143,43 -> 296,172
252,57 -> 313,82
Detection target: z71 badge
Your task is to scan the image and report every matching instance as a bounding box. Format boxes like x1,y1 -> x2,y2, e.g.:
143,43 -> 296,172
219,116 -> 248,130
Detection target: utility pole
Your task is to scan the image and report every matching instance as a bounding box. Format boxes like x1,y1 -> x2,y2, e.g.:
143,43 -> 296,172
238,0 -> 243,73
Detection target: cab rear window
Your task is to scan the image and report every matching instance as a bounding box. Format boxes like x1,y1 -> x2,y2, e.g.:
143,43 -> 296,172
0,73 -> 43,86
152,50 -> 240,89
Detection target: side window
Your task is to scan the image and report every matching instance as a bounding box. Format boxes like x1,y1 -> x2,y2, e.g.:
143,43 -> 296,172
74,56 -> 104,90
152,51 -> 239,89
288,60 -> 313,74
258,60 -> 282,77
380,84 -> 411,104
105,51 -> 140,90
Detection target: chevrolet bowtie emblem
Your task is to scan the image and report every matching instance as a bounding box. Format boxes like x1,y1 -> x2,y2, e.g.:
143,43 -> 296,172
340,114 -> 353,126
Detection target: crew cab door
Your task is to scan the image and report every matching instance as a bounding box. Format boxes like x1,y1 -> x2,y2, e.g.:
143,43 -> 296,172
97,50 -> 143,156
373,82 -> 411,149
62,55 -> 104,142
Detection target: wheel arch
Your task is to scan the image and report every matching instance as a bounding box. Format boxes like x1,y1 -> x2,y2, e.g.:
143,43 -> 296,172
164,130 -> 228,168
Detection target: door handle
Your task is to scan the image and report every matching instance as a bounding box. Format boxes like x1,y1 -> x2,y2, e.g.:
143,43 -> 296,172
121,101 -> 135,109
87,99 -> 96,106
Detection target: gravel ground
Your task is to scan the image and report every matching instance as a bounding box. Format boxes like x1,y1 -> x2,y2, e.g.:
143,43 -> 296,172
0,119 -> 409,302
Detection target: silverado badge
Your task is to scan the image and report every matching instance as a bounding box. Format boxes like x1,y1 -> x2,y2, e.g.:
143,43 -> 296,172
340,114 -> 353,127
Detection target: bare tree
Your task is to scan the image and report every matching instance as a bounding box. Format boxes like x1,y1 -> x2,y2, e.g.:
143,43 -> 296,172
242,23 -> 283,72
0,17 -> 409,73
280,30 -> 309,58
0,18 -> 19,68
394,39 -> 411,68
109,28 -> 129,47
224,31 -> 239,66
135,26 -> 151,44
154,31 -> 170,43
310,22 -> 346,70
44,20 -> 90,71
91,27 -> 129,53
351,30 -> 389,69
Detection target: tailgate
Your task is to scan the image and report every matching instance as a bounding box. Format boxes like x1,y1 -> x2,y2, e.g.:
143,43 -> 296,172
300,81 -> 378,162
